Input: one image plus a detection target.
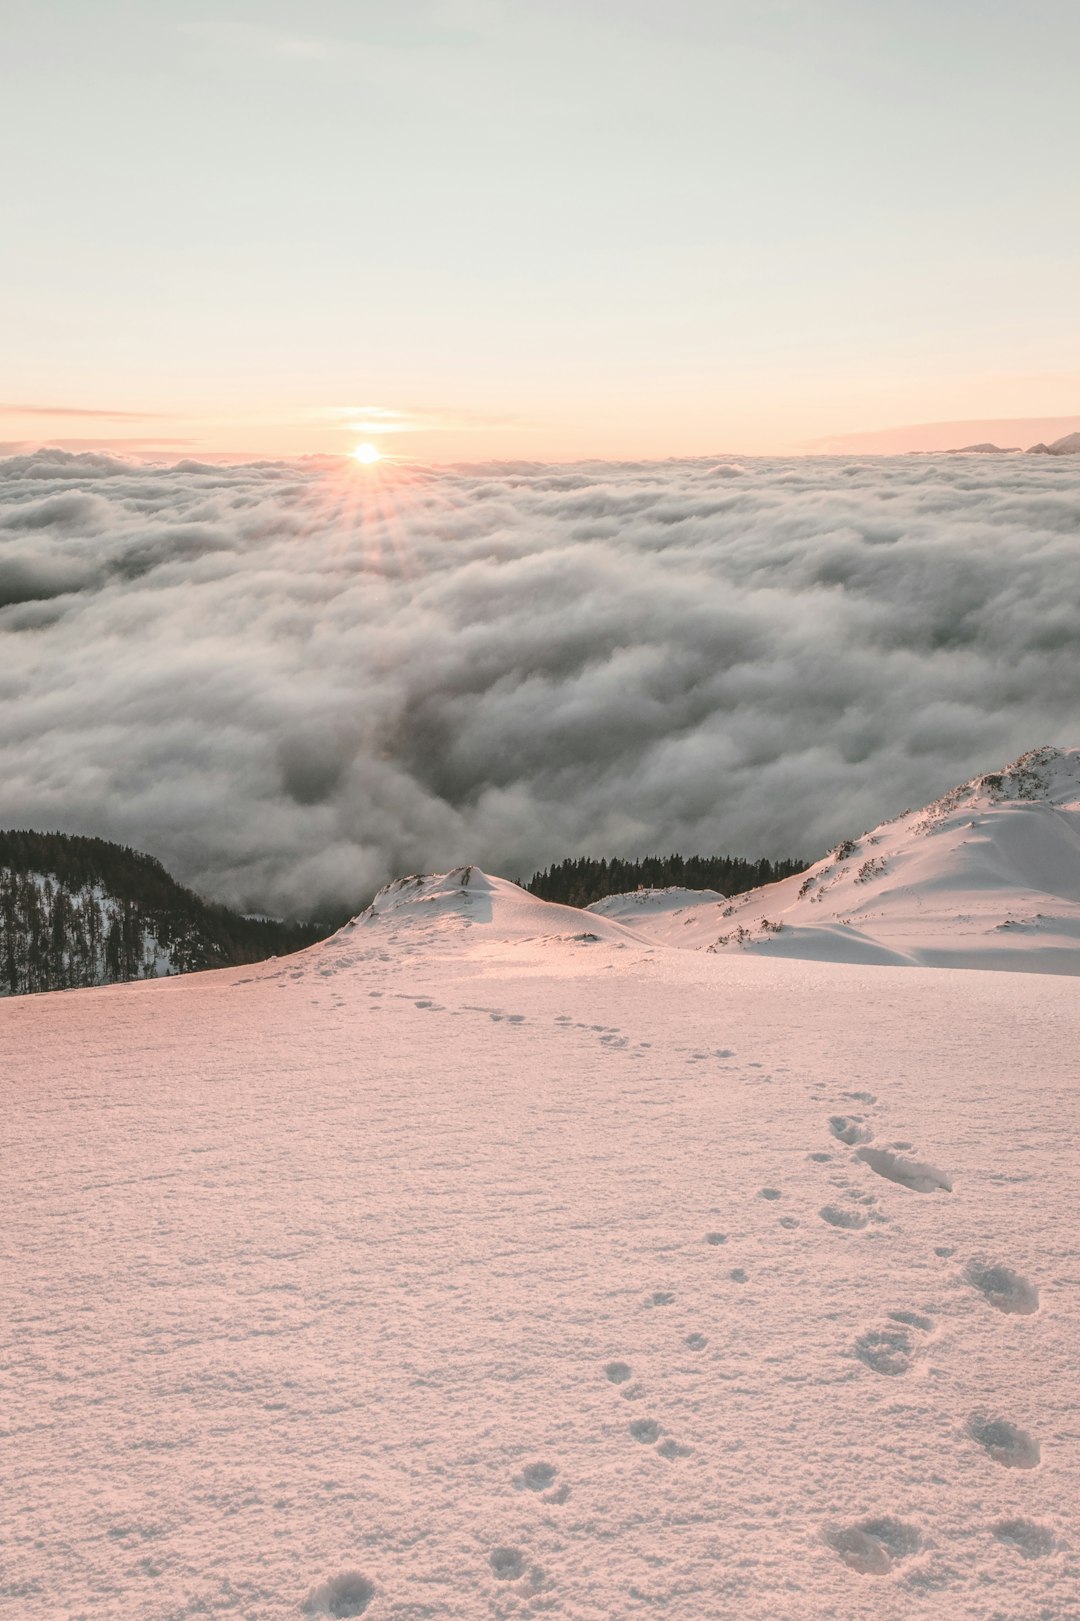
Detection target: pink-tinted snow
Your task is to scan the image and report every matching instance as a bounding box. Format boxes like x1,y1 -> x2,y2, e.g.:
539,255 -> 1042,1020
2,867 -> 1077,1617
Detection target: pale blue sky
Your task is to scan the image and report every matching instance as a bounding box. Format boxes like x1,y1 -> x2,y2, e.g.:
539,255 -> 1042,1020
3,0 -> 1078,457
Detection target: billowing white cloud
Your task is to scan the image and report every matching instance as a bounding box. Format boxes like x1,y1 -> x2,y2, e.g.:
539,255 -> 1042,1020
1,447 -> 1078,918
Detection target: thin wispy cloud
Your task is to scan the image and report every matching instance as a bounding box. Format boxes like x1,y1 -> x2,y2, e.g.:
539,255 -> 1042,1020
2,450 -> 1078,918
0,404 -> 170,421
322,404 -> 521,438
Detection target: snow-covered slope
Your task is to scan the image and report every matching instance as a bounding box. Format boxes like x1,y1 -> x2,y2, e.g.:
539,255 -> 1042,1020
619,746 -> 1080,972
343,864 -> 645,950
586,886 -> 726,943
3,888 -> 1077,1619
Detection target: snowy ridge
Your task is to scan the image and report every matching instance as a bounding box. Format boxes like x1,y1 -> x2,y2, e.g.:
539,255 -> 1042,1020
611,745 -> 1080,972
290,746 -> 1080,976
320,864 -> 645,960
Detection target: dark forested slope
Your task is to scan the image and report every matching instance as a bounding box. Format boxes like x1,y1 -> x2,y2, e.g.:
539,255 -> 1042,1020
0,830 -> 323,996
527,852 -> 806,910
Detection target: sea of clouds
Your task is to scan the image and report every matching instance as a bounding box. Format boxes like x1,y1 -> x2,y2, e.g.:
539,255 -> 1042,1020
1,448 -> 1077,917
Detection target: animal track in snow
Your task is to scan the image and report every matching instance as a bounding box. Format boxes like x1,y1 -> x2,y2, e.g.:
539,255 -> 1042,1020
516,1461 -> 557,1491
644,1291 -> 674,1307
889,1309 -> 934,1331
820,1205 -> 869,1230
966,1414 -> 1041,1470
825,1517 -> 922,1575
778,1215 -> 800,1229
729,1268 -> 749,1283
301,1571 -> 375,1617
605,1361 -> 632,1384
490,1547 -> 526,1580
855,1146 -> 952,1193
853,1313 -> 933,1377
964,1261 -> 1039,1315
684,1332 -> 708,1350
629,1418 -> 662,1444
829,1115 -> 873,1146
758,1187 -> 782,1200
656,1438 -> 693,1460
704,1232 -> 728,1245
991,1519 -> 1056,1558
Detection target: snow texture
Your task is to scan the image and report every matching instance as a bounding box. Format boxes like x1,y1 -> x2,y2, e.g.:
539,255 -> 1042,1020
2,857 -> 1077,1617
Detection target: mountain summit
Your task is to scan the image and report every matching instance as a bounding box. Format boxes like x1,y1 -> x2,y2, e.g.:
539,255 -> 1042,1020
1027,431 -> 1080,455
619,745 -> 1080,971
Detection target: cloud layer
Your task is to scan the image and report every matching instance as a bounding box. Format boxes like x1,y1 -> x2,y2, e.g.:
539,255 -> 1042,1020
1,448 -> 1078,918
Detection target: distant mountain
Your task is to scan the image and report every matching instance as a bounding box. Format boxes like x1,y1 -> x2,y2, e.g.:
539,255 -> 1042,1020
947,442 -> 1019,453
1027,431 -> 1080,455
0,829 -> 323,996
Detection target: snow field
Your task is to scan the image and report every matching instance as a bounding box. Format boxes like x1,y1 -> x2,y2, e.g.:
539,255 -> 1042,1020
2,912 -> 1077,1618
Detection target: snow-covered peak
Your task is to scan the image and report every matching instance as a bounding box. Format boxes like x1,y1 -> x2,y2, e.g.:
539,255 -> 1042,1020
624,745 -> 1080,971
1028,431 -> 1080,455
917,744 -> 1080,823
336,865 -> 642,952
359,865 -> 501,925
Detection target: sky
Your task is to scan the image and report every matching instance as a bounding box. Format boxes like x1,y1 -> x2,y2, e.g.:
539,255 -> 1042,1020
3,448 -> 1079,918
3,0 -> 1079,460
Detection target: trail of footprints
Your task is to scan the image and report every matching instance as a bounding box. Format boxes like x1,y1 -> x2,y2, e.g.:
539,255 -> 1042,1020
302,1028 -> 1051,1606
456,1084 -> 1052,1599
809,1088 -> 1048,1576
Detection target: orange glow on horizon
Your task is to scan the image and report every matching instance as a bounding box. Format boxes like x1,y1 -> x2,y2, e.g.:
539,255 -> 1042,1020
352,442 -> 382,464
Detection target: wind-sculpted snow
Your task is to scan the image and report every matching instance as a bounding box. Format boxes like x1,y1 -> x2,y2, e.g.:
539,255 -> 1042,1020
2,448 -> 1080,916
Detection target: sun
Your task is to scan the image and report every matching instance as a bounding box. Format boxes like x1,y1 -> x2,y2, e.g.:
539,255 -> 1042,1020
352,442 -> 382,464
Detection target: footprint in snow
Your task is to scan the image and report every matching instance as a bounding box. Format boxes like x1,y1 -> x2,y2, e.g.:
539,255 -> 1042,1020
656,1437 -> 693,1460
992,1519 -> 1056,1558
644,1291 -> 674,1307
820,1204 -> 869,1230
684,1332 -> 708,1350
301,1571 -> 375,1617
964,1260 -> 1039,1315
489,1547 -> 526,1581
628,1418 -> 662,1444
758,1187 -> 782,1201
514,1461 -> 558,1492
853,1314 -> 933,1377
605,1361 -> 632,1384
729,1268 -> 749,1283
966,1414 -> 1040,1470
855,1145 -> 952,1193
829,1115 -> 873,1146
704,1232 -> 727,1245
825,1517 -> 921,1575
